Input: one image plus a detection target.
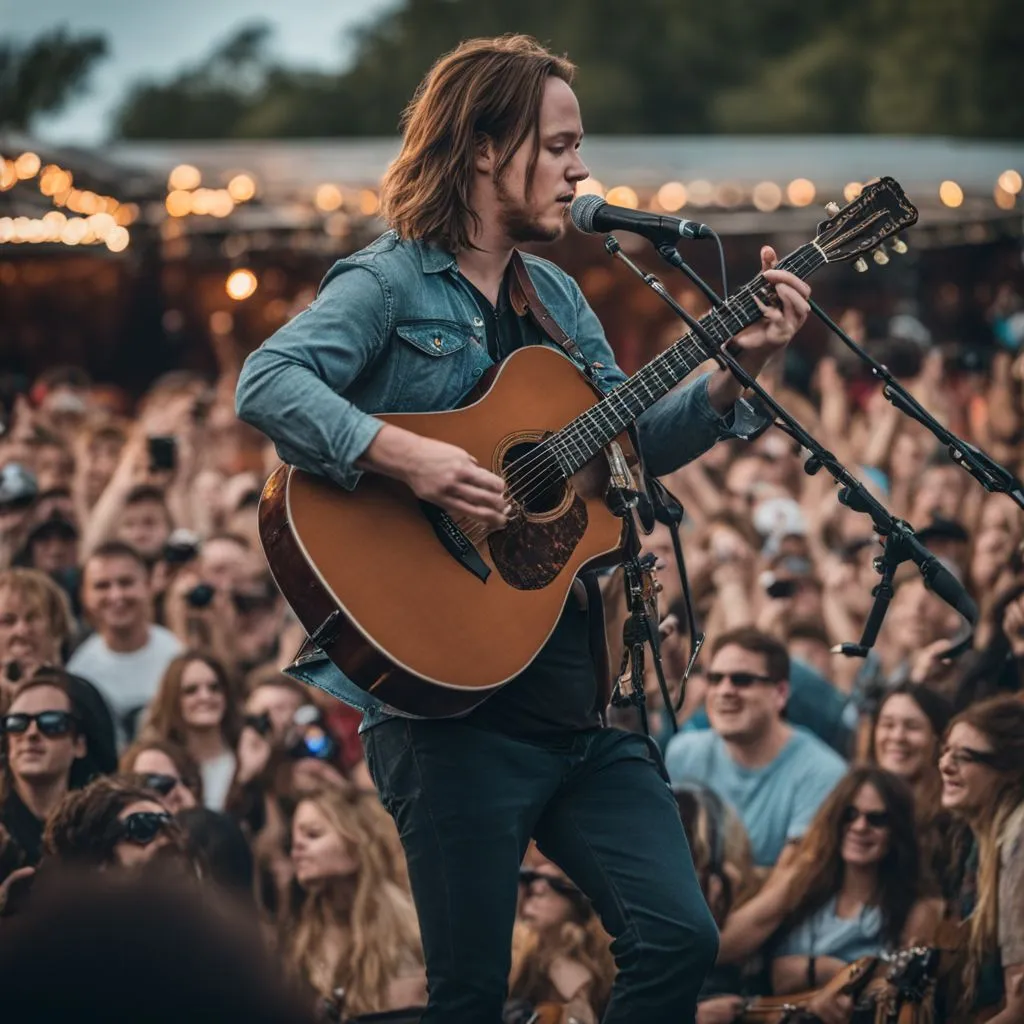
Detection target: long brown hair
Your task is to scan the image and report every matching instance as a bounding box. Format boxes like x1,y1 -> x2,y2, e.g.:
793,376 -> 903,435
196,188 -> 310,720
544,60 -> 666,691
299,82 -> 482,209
282,787 -> 422,1015
781,766 -> 920,946
379,34 -> 575,253
142,651 -> 242,749
947,695 -> 1024,1007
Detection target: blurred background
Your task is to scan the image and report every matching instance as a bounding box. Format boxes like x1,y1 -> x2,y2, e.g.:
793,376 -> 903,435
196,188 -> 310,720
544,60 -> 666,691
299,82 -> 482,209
2,0 -> 1023,391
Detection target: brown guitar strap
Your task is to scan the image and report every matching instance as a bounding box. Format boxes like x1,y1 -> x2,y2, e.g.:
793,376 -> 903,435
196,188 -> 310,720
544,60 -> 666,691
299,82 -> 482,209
508,249 -> 614,718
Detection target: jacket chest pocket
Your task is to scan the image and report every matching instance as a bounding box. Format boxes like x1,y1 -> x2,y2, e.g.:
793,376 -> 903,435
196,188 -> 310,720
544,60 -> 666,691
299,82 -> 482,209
387,319 -> 484,412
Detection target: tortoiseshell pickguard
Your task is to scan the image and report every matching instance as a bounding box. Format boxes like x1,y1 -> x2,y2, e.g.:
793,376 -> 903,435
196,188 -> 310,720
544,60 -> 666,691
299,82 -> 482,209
487,496 -> 589,590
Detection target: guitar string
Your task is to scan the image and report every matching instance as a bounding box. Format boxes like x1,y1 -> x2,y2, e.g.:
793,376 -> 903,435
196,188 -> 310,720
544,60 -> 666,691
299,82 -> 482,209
455,245 -> 825,545
456,247 -> 821,546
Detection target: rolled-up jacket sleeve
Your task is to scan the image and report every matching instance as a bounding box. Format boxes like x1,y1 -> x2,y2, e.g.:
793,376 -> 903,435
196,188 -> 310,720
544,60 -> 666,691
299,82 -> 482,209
571,277 -> 769,476
235,265 -> 389,491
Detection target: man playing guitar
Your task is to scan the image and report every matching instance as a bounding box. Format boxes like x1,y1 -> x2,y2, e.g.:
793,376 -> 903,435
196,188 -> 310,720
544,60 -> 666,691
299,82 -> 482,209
236,34 -> 811,1024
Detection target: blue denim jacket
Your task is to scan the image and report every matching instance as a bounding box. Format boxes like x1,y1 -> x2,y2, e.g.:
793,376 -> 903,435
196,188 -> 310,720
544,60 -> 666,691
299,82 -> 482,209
235,231 -> 765,723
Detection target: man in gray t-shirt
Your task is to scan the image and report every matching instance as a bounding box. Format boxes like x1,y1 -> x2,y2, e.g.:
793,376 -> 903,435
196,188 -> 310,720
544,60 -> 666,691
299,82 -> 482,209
665,627 -> 847,867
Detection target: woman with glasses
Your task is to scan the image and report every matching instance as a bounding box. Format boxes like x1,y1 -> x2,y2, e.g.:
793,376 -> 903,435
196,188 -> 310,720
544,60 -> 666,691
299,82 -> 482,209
767,768 -> 939,998
940,695 -> 1024,1023
716,767 -> 939,1022
508,848 -> 615,1024
282,786 -> 425,1017
44,775 -> 190,870
142,651 -> 241,811
119,737 -> 202,814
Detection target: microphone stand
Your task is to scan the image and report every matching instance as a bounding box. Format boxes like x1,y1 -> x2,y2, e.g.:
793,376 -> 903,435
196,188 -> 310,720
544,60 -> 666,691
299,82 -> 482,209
809,302 -> 1024,510
602,235 -> 978,663
663,245 -> 1024,508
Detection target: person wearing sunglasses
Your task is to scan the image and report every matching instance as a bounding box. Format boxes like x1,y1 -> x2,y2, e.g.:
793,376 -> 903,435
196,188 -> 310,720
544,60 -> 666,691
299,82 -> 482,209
43,775 -> 189,871
665,627 -> 846,868
0,675 -> 87,869
509,849 -> 614,1024
940,696 -> 1024,1023
119,738 -> 202,814
716,767 -> 939,1024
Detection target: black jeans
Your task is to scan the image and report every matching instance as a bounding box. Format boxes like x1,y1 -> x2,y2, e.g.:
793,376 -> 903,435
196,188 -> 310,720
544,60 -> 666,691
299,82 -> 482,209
362,718 -> 719,1024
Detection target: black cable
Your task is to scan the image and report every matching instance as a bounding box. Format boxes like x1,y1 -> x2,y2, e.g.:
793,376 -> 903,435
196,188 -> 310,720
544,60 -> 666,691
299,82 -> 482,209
709,228 -> 729,299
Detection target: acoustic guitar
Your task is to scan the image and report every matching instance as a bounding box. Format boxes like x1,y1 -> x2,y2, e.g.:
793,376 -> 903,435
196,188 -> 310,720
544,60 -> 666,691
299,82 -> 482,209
259,178 -> 918,718
739,945 -> 939,1023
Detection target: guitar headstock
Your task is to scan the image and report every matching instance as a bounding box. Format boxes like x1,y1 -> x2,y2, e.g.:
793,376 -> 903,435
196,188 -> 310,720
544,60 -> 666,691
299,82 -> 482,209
884,946 -> 940,1004
814,177 -> 918,269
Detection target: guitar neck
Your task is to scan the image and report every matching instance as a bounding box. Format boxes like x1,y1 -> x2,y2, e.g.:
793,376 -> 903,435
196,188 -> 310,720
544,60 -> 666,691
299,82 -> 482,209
552,241 -> 827,476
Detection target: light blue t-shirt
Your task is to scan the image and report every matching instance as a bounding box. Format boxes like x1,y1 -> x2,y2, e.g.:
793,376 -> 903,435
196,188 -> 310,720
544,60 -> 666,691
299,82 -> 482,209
664,725 -> 847,866
773,895 -> 885,962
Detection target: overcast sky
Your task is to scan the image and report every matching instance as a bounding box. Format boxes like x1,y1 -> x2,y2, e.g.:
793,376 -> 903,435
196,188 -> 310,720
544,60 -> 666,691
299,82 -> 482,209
1,0 -> 388,143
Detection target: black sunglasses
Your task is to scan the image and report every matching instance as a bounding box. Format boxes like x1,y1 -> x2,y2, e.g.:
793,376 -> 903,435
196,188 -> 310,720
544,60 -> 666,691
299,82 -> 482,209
518,868 -> 580,899
116,811 -> 173,846
940,744 -> 1000,768
705,671 -> 774,688
841,805 -> 890,829
136,772 -> 179,798
1,710 -> 77,737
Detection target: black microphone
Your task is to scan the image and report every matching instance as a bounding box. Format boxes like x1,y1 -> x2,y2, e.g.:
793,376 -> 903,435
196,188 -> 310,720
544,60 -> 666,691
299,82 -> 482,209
570,194 -> 712,241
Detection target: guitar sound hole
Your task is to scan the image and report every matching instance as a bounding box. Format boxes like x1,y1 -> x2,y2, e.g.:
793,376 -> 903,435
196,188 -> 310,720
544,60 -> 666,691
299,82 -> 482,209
502,441 -> 566,516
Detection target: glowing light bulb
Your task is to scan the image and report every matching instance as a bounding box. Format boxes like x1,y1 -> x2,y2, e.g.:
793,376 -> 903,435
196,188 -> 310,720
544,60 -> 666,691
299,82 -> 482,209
226,268 -> 258,301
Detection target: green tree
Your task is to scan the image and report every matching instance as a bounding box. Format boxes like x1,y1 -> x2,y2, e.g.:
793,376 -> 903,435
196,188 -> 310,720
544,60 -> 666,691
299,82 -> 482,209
111,0 -> 1024,139
0,28 -> 108,132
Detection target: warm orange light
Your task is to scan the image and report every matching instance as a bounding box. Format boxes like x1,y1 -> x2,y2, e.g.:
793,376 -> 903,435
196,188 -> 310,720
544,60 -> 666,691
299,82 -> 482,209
575,178 -> 604,198
165,190 -> 192,217
998,169 -> 1022,195
0,160 -> 16,190
715,182 -> 744,208
87,212 -> 116,240
786,178 -> 816,207
843,182 -> 863,203
227,173 -> 256,202
656,182 -> 687,212
358,189 -> 380,216
752,181 -> 782,212
210,311 -> 234,335
604,186 -> 638,209
226,268 -> 258,301
105,226 -> 130,252
61,219 -> 89,245
14,152 -> 41,179
314,184 -> 343,212
208,190 -> 235,218
939,180 -> 963,208
994,185 -> 1016,210
687,180 -> 713,207
168,164 -> 201,191
114,203 -> 140,225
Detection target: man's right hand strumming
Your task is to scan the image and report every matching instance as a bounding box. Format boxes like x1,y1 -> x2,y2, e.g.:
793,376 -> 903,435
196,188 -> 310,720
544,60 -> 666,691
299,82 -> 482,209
358,423 -> 510,529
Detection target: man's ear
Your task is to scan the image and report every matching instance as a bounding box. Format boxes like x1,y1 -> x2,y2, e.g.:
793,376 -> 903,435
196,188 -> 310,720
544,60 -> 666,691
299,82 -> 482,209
474,133 -> 495,175
774,680 -> 790,715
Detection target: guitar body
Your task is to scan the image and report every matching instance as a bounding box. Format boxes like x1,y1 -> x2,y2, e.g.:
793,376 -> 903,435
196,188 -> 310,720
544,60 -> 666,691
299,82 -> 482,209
259,345 -> 634,718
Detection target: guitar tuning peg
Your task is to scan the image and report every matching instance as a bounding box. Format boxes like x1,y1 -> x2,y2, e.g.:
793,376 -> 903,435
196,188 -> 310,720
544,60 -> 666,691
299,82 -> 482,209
854,257 -> 869,273
873,246 -> 890,265
824,201 -> 840,216
892,238 -> 908,254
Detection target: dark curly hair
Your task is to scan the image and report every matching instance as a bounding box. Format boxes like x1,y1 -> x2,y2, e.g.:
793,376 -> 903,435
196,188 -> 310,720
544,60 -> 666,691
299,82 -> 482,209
43,776 -> 187,868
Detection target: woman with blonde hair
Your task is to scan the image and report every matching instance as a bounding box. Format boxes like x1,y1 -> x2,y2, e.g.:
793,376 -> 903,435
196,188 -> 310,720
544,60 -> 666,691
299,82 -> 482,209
283,786 -> 425,1017
509,846 -> 615,1024
940,695 -> 1024,1022
141,651 -> 240,811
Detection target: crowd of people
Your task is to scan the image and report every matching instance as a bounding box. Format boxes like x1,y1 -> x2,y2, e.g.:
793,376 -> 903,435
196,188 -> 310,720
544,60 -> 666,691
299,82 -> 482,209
0,287 -> 1023,1023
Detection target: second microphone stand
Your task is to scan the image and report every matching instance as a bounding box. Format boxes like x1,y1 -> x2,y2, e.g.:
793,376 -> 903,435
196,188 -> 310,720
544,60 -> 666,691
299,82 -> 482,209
603,235 -> 978,661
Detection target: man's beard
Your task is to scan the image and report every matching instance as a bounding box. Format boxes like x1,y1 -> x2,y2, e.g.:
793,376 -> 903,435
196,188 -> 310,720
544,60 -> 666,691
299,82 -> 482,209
495,178 -> 561,245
